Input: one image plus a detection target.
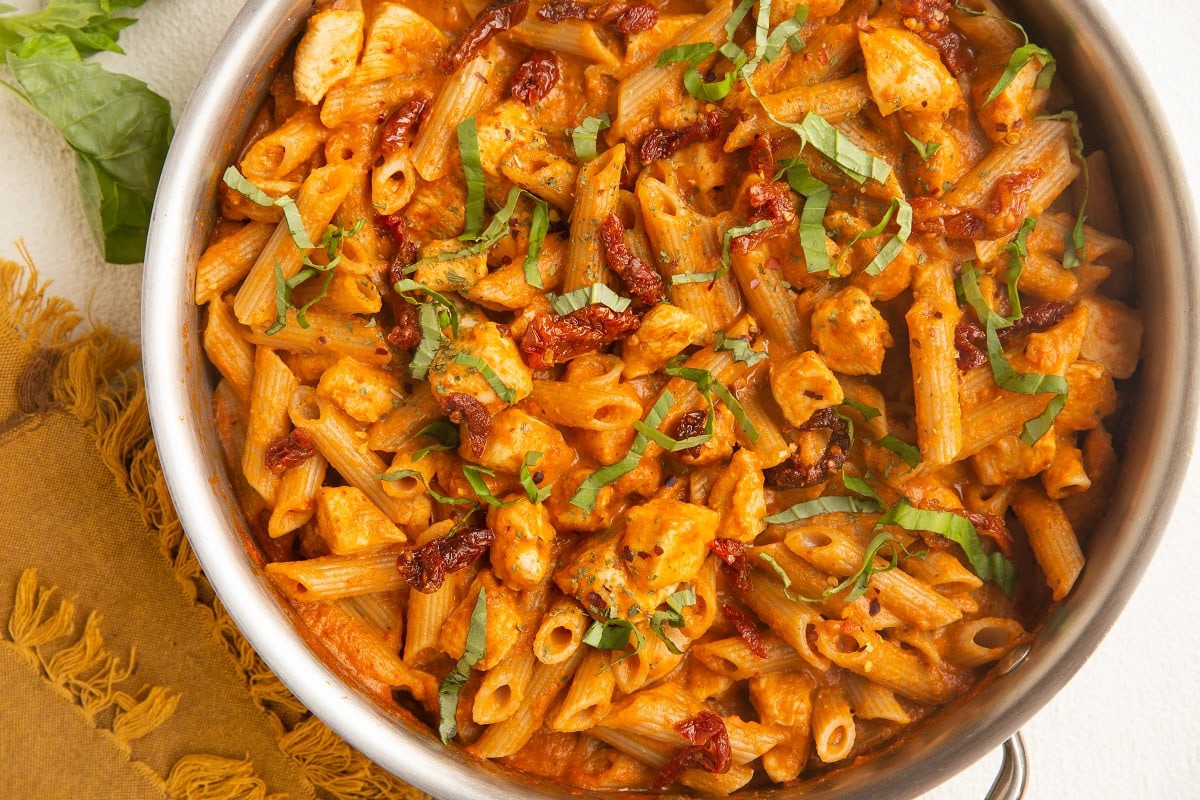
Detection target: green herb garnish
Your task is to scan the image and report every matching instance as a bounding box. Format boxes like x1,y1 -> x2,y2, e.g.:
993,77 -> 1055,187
438,588 -> 487,743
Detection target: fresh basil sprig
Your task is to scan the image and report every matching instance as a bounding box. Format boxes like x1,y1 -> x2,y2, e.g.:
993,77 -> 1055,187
2,6 -> 171,263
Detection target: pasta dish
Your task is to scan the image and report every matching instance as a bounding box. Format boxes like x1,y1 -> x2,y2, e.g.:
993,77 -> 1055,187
195,0 -> 1141,792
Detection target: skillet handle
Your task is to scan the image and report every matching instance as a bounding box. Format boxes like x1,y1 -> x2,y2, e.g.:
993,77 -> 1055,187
984,732 -> 1028,800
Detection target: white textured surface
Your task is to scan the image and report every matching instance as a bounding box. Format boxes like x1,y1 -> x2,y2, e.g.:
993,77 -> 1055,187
1,1 -> 1197,797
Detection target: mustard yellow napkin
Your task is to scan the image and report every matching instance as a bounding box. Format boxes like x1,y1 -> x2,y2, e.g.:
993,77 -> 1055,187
0,252 -> 431,800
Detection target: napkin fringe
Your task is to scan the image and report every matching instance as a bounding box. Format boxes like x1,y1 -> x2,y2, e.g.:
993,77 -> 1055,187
0,254 -> 428,799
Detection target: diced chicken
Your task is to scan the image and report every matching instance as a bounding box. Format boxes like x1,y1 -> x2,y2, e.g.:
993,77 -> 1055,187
769,351 -> 844,427
621,497 -> 718,591
293,9 -> 364,105
859,26 -> 962,117
810,286 -> 894,375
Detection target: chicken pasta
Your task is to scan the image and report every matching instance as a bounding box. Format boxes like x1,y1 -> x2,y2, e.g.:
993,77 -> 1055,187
198,0 -> 1140,792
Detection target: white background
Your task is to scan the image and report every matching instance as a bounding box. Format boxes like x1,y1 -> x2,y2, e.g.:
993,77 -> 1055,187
1,1 -> 1197,797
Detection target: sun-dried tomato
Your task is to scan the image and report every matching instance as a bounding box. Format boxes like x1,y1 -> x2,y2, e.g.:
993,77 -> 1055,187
731,181 -> 797,254
597,213 -> 666,306
380,222 -> 423,350
377,97 -> 430,159
440,392 -> 491,458
264,428 -> 316,474
396,526 -> 496,593
520,304 -> 642,368
510,50 -> 560,106
765,407 -> 852,489
536,0 -> 587,22
638,110 -> 723,165
913,169 -> 1043,238
954,301 -> 1072,371
747,134 -> 776,178
440,0 -> 529,73
897,0 -> 974,76
670,410 -> 708,460
614,3 -> 658,33
709,538 -> 752,593
652,710 -> 733,790
962,509 -> 1014,556
721,604 -> 767,658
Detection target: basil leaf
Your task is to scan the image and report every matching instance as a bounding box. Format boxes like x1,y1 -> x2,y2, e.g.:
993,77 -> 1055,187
840,397 -> 881,421
879,500 -> 1015,596
519,451 -> 552,504
904,132 -> 943,160
457,116 -> 486,239
759,6 -> 808,63
462,464 -> 517,508
378,468 -> 423,482
393,278 -> 461,335
222,166 -> 317,250
986,42 -> 1055,105
633,389 -> 714,452
958,263 -> 1011,331
569,112 -> 611,162
1002,217 -> 1037,320
570,391 -> 674,511
1041,111 -> 1089,268
413,421 -> 460,461
8,33 -> 171,263
765,494 -> 883,525
438,587 -> 488,743
649,587 -> 696,655
985,323 -> 1068,397
713,331 -> 767,365
0,1 -> 146,58
796,112 -> 892,185
782,159 -> 834,275
522,194 -> 550,289
835,197 -> 912,277
757,553 -> 802,601
842,473 -> 885,506
408,303 -> 444,380
453,353 -> 516,404
550,282 -> 632,314
876,434 -> 921,467
582,618 -> 645,664
656,42 -> 717,68
670,219 -> 770,286
663,360 -> 759,443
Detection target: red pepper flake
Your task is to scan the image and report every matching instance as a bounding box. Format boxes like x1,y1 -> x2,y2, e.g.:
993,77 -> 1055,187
652,710 -> 733,790
396,526 -> 495,593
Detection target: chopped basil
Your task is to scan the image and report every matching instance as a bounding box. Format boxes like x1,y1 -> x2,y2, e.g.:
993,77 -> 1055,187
671,219 -> 771,286
713,331 -> 768,365
550,282 -> 633,315
519,451 -> 553,504
223,166 -> 316,250
664,358 -> 760,444
879,500 -> 1015,596
393,278 -> 461,335
408,303 -> 444,380
836,196 -> 912,277
462,464 -> 517,508
523,194 -> 550,289
984,323 -> 1068,445
765,494 -> 883,525
1041,111 -> 1089,268
777,158 -> 834,275
413,421 -> 461,460
954,3 -> 1056,105
569,112 -> 612,162
842,472 -> 885,506
958,263 -> 1010,331
377,468 -> 423,482
569,392 -> 674,511
649,587 -> 696,655
633,388 -> 714,453
904,132 -> 943,160
795,112 -> 892,185
757,553 -> 802,601
876,434 -> 921,467
840,397 -> 882,421
438,587 -> 487,743
759,6 -> 808,63
581,617 -> 644,663
453,353 -> 516,404
1002,217 -> 1038,320
457,116 -> 486,239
